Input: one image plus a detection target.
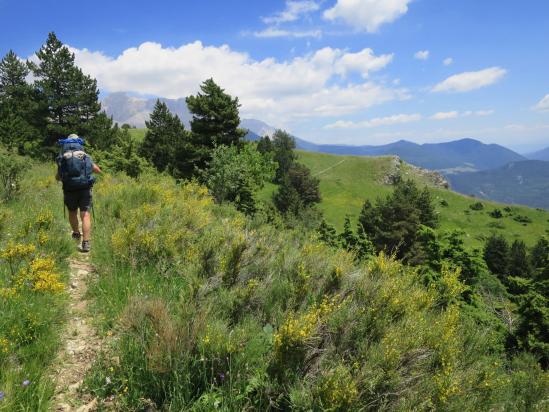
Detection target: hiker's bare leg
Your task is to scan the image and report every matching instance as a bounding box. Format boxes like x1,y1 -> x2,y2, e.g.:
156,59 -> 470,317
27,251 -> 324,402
81,211 -> 91,241
68,210 -> 80,234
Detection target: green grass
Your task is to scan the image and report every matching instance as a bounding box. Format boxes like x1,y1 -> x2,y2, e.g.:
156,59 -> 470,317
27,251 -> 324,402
259,151 -> 549,249
127,128 -> 147,143
0,162 -> 73,411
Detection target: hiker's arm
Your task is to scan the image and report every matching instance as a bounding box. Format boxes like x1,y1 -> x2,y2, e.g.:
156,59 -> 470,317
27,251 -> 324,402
92,163 -> 102,174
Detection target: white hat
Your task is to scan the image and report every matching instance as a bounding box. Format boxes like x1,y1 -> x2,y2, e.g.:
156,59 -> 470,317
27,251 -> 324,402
68,133 -> 79,138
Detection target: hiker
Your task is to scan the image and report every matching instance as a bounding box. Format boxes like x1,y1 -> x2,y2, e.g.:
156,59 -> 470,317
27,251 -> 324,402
55,134 -> 101,252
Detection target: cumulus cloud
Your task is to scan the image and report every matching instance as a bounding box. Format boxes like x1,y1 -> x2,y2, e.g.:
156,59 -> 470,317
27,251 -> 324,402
443,57 -> 453,66
323,0 -> 412,33
431,110 -> 494,120
432,67 -> 506,93
335,48 -> 394,78
64,41 -> 405,124
325,113 -> 421,129
262,1 -> 320,25
253,28 -> 322,38
414,50 -> 429,60
533,94 -> 549,112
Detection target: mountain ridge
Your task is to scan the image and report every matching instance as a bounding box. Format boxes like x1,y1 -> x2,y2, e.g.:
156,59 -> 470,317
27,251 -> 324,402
526,146 -> 549,161
447,159 -> 549,209
103,92 -> 525,171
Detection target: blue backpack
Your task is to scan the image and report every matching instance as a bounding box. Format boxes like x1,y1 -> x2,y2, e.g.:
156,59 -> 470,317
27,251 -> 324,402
56,137 -> 96,191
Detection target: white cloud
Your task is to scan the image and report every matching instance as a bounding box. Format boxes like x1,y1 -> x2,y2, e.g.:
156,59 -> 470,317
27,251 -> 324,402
414,50 -> 429,60
325,113 -> 421,129
431,109 -> 494,120
323,0 -> 412,33
443,57 -> 453,66
64,41 -> 405,124
431,111 -> 459,120
533,94 -> 549,112
432,66 -> 506,93
335,48 -> 394,78
253,28 -> 322,38
262,1 -> 320,25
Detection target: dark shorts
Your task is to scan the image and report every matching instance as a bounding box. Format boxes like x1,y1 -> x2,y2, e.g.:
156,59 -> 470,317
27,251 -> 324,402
64,188 -> 93,212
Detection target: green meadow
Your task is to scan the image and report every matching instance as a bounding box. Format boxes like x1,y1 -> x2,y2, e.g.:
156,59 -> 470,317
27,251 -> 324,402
260,150 -> 549,249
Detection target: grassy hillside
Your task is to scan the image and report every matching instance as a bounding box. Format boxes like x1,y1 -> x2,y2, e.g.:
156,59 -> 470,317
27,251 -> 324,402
260,151 -> 549,249
82,173 -> 546,411
124,132 -> 549,248
127,127 -> 147,142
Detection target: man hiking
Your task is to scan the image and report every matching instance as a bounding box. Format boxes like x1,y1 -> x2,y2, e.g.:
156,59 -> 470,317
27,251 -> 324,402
55,134 -> 101,252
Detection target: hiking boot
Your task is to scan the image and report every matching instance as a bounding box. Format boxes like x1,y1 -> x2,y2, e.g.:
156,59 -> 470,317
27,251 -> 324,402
72,232 -> 81,241
81,240 -> 91,253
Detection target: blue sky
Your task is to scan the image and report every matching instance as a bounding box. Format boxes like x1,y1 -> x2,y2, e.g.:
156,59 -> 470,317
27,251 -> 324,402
1,0 -> 549,151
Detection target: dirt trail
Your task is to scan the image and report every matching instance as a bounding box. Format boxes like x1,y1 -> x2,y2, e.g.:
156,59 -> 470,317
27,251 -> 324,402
313,159 -> 346,177
51,253 -> 101,412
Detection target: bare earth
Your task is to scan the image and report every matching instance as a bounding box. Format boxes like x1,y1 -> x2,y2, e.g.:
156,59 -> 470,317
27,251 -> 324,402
50,253 -> 101,412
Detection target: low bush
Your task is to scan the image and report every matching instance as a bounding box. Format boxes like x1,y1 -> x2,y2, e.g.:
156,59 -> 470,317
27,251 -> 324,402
470,202 -> 484,211
513,214 -> 532,224
489,209 -> 503,219
0,151 -> 26,202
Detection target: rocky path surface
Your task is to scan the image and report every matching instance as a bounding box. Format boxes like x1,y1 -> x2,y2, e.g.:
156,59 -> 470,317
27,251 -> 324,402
50,253 -> 101,412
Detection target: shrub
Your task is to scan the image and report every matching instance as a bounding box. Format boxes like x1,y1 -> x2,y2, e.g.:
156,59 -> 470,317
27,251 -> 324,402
489,209 -> 503,219
83,174 -> 549,411
513,215 -> 532,224
470,202 -> 484,211
0,152 -> 25,201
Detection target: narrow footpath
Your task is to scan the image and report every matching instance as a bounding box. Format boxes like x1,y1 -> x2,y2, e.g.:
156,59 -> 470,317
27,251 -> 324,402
50,253 -> 101,412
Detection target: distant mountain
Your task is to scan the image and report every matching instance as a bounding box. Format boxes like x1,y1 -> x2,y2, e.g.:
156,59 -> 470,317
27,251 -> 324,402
103,92 -> 270,141
526,147 -> 549,161
285,138 -> 526,171
447,160 -> 549,209
102,92 -> 192,127
103,92 -> 525,171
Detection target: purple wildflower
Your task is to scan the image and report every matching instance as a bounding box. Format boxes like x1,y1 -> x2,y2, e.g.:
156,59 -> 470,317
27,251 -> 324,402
22,380 -> 30,387
0,391 -> 4,400
219,373 -> 225,382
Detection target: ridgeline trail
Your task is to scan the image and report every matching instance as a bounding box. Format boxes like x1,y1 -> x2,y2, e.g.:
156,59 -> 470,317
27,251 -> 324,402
50,253 -> 101,412
313,158 -> 346,177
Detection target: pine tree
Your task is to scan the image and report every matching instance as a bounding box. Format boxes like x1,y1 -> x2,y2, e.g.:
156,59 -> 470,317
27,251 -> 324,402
339,216 -> 357,252
186,78 -> 245,152
0,50 -> 45,154
318,219 -> 338,247
442,230 -> 484,286
509,240 -> 531,278
31,32 -> 101,147
286,163 -> 321,207
417,186 -> 438,228
272,129 -> 297,183
483,234 -> 509,279
273,176 -> 303,215
140,100 -> 190,177
514,289 -> 549,368
356,181 -> 437,259
356,222 -> 375,260
530,237 -> 549,278
257,135 -> 273,154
